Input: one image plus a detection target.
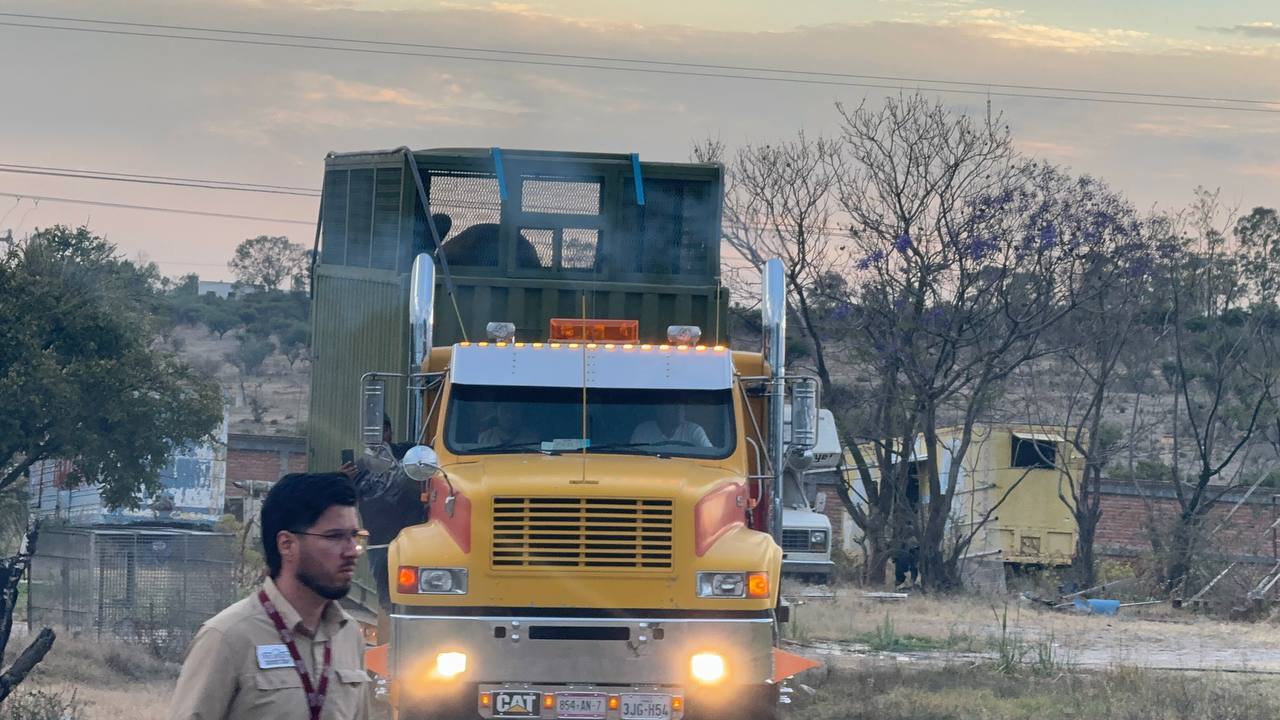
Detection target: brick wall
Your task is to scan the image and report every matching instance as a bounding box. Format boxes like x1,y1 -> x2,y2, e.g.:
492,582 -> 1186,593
1096,482 -> 1280,560
225,434 -> 307,500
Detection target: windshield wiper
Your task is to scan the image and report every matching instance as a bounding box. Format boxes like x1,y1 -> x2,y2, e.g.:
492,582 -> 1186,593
587,440 -> 700,452
468,441 -> 546,453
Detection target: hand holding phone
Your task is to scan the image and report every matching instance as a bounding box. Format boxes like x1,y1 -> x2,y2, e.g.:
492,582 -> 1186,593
341,448 -> 355,465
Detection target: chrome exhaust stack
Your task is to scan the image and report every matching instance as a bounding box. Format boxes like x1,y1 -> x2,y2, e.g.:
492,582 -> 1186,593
409,253 -> 436,441
761,258 -> 787,543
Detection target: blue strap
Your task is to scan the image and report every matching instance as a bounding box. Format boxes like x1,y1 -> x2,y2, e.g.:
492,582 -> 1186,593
630,153 -> 645,206
491,147 -> 508,201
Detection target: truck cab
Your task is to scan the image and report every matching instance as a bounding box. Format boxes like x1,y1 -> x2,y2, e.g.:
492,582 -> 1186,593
780,409 -> 841,583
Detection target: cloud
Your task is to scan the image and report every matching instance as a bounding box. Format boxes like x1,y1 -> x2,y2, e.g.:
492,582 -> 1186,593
1238,163 -> 1280,179
1202,22 -> 1280,39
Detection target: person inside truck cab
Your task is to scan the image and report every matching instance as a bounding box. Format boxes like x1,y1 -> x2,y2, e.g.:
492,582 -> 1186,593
477,403 -> 538,447
630,404 -> 711,447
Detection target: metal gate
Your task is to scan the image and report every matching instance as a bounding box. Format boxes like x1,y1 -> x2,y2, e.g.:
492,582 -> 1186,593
29,526 -> 235,650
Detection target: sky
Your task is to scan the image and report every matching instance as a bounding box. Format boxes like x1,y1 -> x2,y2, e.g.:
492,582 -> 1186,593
1,0 -> 1277,278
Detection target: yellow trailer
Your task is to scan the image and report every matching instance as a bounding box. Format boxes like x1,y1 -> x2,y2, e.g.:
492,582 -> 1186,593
844,424 -> 1079,568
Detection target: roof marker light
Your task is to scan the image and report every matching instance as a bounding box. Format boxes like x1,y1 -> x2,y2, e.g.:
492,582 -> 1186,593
586,343 -> 598,349
568,343 -> 580,349
477,341 -> 489,347
641,344 -> 653,351
714,345 -> 727,352
695,345 -> 707,352
623,344 -> 634,350
659,345 -> 670,351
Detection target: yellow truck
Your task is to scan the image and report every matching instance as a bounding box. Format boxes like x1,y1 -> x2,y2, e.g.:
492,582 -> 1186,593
308,148 -> 819,719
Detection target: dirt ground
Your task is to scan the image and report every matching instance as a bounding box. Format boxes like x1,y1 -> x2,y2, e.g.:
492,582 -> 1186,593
785,586 -> 1280,673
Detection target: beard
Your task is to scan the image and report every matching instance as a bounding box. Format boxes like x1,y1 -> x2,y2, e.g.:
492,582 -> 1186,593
297,565 -> 353,600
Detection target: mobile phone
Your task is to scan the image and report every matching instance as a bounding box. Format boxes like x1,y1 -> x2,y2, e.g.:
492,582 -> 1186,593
341,448 -> 355,465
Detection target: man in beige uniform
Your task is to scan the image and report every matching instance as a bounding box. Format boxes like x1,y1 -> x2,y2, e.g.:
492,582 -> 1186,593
169,473 -> 371,720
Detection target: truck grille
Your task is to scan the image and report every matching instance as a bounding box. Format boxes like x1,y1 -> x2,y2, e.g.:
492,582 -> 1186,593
491,497 -> 674,571
781,529 -> 811,553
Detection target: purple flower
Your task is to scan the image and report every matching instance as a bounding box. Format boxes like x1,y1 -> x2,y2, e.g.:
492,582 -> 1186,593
894,233 -> 912,254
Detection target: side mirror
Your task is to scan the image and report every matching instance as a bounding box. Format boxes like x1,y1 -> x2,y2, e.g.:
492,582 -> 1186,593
403,445 -> 455,517
402,445 -> 442,483
789,377 -> 819,451
361,376 -> 387,448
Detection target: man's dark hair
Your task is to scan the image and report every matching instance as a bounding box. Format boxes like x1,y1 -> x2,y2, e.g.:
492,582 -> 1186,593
261,473 -> 357,578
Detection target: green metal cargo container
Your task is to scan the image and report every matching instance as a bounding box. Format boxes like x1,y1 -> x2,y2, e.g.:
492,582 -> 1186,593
308,147 -> 728,470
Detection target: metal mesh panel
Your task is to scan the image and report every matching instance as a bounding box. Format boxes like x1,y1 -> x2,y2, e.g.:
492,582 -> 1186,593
427,171 -> 503,267
619,178 -> 714,276
29,528 -> 235,651
562,229 -> 598,270
517,229 -> 599,271
522,229 -> 555,268
521,178 -> 601,216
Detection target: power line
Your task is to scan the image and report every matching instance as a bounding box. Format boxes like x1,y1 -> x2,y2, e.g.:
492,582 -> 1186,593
3,10 -> 1275,107
0,162 -> 318,192
3,19 -> 1279,114
0,166 -> 321,197
0,192 -> 314,225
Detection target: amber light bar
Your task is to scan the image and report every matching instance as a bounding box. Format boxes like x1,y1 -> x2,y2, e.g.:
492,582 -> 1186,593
549,318 -> 640,342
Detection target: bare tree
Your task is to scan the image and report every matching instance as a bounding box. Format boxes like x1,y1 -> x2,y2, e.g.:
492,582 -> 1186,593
1017,209 -> 1166,586
0,528 -> 55,702
835,94 -> 1145,589
698,133 -> 844,393
1154,191 -> 1277,593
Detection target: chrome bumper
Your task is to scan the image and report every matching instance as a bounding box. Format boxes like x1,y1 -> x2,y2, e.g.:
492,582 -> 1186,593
390,612 -> 774,685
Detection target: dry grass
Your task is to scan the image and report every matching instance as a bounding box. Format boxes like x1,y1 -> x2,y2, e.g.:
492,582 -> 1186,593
788,589 -> 1280,667
1,633 -> 180,719
784,664 -> 1280,720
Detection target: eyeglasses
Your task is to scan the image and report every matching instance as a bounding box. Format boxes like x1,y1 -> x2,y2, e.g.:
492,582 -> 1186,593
292,529 -> 370,551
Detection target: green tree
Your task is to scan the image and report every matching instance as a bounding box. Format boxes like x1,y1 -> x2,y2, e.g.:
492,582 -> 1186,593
228,235 -> 307,292
227,334 -> 275,376
204,307 -> 240,340
0,226 -> 223,507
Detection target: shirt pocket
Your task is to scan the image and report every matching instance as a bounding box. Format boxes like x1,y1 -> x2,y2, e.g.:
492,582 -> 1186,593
327,668 -> 370,718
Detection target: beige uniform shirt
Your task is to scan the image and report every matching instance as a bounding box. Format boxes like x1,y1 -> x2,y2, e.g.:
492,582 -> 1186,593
168,578 -> 370,720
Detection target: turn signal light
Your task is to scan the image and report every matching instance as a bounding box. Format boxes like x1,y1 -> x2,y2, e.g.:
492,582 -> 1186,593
397,566 -> 418,594
747,572 -> 770,598
608,696 -> 620,710
544,696 -> 555,709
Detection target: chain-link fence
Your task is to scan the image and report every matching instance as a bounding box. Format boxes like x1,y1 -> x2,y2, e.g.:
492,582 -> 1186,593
29,526 -> 235,655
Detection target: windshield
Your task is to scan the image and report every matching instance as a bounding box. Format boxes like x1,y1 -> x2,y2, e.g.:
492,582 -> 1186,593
445,384 -> 735,459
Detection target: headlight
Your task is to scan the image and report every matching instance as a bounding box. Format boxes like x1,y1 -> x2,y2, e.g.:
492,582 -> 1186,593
697,572 -> 770,598
398,567 -> 468,594
435,651 -> 467,678
809,530 -> 828,551
690,653 -> 727,684
421,568 -> 468,594
697,572 -> 745,598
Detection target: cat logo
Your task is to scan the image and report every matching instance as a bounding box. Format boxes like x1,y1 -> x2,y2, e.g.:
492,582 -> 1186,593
493,691 -> 541,717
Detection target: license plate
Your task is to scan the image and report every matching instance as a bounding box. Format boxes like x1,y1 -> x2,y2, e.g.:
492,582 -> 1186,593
556,693 -> 607,718
492,690 -> 542,718
621,694 -> 671,720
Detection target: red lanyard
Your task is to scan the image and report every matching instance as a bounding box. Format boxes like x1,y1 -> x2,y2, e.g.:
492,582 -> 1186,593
258,590 -> 332,720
